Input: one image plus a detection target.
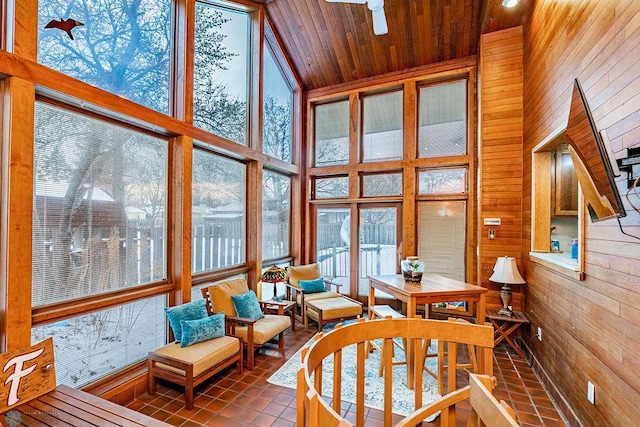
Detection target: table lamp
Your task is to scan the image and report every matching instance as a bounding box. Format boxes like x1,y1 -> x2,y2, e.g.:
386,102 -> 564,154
489,256 -> 525,317
261,265 -> 287,301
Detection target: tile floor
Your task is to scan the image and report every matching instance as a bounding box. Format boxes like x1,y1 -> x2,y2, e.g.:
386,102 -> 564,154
128,322 -> 567,426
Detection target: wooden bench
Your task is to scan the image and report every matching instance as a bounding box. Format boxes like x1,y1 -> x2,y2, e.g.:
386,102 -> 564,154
8,385 -> 169,426
148,335 -> 243,409
0,338 -> 168,426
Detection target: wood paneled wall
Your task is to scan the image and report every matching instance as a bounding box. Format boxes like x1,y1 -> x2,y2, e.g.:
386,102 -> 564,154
522,1 -> 640,425
478,27 -> 524,311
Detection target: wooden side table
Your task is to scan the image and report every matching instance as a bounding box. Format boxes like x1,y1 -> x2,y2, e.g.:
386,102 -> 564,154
262,299 -> 297,331
486,309 -> 530,359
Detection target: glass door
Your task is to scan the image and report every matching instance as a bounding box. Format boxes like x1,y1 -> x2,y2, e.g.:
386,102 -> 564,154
358,206 -> 399,299
315,207 -> 351,294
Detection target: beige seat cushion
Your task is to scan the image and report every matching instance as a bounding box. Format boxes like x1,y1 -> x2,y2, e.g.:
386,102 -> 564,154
306,297 -> 363,321
152,336 -> 240,377
208,279 -> 249,316
287,263 -> 321,289
299,291 -> 340,305
233,314 -> 291,345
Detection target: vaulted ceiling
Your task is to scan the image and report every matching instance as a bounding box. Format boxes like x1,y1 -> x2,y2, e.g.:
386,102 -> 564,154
262,0 -> 530,91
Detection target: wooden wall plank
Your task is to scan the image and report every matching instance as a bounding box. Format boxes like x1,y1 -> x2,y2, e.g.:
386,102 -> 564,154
478,27 -> 524,310
522,1 -> 640,424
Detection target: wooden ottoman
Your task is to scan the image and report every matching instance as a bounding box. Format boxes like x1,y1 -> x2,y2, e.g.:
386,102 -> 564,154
305,296 -> 363,331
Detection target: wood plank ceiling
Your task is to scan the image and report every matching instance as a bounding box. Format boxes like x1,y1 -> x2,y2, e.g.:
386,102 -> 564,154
263,0 -> 530,90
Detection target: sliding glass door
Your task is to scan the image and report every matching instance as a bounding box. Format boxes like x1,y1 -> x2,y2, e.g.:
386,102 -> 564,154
315,207 -> 350,294
358,206 -> 399,298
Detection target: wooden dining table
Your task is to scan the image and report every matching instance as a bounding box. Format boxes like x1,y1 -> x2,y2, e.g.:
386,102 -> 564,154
368,274 -> 488,389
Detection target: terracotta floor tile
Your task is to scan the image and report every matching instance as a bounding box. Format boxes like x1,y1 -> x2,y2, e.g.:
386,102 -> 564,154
234,408 -> 259,423
203,398 -> 228,412
279,406 -> 297,423
262,401 -> 286,418
251,412 -> 277,427
127,323 -> 567,426
181,420 -> 205,427
190,408 -> 218,424
163,414 -> 187,426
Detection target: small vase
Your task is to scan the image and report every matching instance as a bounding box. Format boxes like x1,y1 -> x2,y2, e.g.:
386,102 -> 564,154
401,257 -> 424,283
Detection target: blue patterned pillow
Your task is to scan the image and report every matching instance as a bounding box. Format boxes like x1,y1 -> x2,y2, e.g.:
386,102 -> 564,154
299,277 -> 326,293
231,290 -> 264,322
180,312 -> 225,348
164,299 -> 208,343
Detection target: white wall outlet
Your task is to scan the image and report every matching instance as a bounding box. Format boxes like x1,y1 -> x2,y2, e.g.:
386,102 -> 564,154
587,381 -> 595,404
537,327 -> 542,341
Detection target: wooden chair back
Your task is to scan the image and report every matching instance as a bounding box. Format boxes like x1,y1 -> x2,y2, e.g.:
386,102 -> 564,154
297,318 -> 495,427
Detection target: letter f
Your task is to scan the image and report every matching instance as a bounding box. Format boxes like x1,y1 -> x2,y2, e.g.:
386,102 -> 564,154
3,348 -> 44,406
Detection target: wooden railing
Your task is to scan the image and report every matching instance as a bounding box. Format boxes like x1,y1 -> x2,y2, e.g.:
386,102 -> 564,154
296,317 -> 497,427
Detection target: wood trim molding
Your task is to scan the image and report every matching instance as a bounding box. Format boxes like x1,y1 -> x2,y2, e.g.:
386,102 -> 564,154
1,77 -> 36,350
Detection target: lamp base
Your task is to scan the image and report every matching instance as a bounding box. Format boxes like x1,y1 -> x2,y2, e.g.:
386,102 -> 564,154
498,284 -> 513,317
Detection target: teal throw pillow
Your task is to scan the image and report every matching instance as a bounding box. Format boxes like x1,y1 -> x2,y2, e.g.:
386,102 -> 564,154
164,299 -> 208,343
231,290 -> 264,322
180,312 -> 225,348
299,277 -> 326,293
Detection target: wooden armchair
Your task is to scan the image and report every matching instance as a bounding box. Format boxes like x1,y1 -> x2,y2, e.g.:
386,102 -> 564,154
201,278 -> 291,370
285,263 -> 343,325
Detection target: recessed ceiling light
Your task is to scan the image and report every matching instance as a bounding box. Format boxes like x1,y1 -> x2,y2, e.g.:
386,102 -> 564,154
502,0 -> 520,8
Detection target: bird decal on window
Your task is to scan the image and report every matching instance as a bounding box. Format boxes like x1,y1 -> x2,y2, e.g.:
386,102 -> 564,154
44,18 -> 84,40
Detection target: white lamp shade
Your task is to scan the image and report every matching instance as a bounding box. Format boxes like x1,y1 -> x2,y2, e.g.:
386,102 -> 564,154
489,256 -> 525,284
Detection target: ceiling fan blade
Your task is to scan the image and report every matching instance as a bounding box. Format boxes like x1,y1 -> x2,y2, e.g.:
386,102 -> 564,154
371,8 -> 388,35
325,0 -> 367,3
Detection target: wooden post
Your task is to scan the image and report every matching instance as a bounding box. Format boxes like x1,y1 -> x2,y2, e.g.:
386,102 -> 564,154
1,78 -> 36,350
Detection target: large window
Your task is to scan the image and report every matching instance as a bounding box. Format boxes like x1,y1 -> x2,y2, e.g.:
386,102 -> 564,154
309,75 -> 472,300
262,170 -> 290,260
362,91 -> 403,162
263,42 -> 293,162
192,149 -> 246,273
315,101 -> 350,166
194,2 -> 249,145
33,102 -> 168,307
418,80 -> 467,158
37,0 -> 172,114
32,295 -> 166,387
417,201 -> 466,281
